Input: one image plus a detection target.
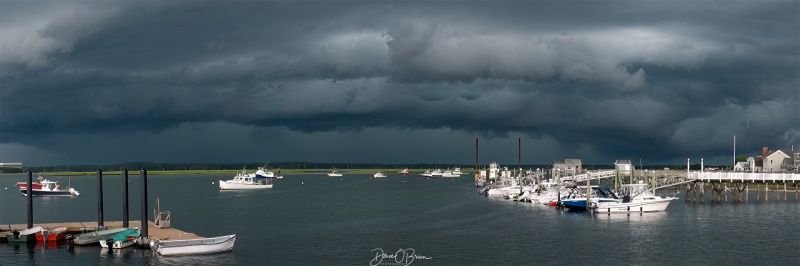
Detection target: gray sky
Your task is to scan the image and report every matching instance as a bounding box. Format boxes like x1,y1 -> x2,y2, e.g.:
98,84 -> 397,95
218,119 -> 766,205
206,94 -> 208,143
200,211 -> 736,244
1,0 -> 798,167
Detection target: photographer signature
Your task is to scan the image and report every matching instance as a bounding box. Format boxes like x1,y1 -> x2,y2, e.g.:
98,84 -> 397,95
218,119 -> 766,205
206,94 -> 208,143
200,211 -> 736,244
370,248 -> 432,266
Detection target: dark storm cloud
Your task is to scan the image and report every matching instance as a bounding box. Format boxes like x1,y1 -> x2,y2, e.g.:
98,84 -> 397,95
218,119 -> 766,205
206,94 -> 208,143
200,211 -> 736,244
1,0 -> 798,165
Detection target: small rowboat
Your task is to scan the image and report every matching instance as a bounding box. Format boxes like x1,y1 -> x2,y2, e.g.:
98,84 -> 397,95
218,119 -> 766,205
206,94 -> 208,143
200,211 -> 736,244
150,234 -> 236,256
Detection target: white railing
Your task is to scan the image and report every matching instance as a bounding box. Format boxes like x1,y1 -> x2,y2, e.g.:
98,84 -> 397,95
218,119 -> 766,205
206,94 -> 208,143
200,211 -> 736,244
689,172 -> 800,182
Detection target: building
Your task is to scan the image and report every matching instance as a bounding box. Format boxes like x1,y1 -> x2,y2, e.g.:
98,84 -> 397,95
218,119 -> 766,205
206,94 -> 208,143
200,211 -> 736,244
554,159 -> 582,175
615,160 -> 632,175
734,161 -> 749,172
764,149 -> 792,173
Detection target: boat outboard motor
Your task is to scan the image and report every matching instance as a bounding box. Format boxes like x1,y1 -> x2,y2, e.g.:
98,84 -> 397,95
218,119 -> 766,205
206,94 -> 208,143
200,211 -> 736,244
12,230 -> 19,240
66,234 -> 74,245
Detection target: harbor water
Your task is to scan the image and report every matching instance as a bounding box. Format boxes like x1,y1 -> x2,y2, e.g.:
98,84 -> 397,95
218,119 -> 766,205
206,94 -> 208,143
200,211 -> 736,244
1,173 -> 799,265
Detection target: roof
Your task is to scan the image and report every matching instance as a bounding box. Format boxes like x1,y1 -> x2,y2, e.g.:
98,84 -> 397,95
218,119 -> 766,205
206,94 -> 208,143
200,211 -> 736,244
565,159 -> 582,165
615,160 -> 632,165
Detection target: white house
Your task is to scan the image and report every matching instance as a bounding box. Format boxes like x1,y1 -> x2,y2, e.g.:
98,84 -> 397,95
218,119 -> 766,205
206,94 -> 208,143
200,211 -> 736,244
746,156 -> 763,172
734,161 -> 749,172
764,149 -> 791,173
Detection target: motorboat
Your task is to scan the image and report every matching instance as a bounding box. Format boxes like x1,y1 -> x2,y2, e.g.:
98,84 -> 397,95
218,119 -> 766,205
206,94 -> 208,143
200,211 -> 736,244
594,184 -> 678,213
373,171 -> 387,178
441,170 -> 460,178
560,187 -> 621,211
420,169 -> 442,178
452,167 -> 464,175
6,227 -> 43,243
68,227 -> 129,245
219,170 -> 273,190
399,168 -> 409,175
16,176 -> 80,197
100,228 -> 140,249
327,168 -> 343,177
36,227 -> 68,242
150,234 -> 236,256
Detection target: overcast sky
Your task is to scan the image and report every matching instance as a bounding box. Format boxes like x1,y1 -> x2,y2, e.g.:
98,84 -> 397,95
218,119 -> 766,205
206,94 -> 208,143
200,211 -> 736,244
1,1 -> 798,167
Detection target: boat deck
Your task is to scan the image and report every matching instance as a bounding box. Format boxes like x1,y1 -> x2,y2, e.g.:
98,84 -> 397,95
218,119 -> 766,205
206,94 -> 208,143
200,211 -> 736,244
2,220 -> 202,241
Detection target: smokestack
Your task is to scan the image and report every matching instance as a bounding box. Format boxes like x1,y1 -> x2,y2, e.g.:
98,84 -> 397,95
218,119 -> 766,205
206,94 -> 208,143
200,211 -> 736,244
762,147 -> 768,159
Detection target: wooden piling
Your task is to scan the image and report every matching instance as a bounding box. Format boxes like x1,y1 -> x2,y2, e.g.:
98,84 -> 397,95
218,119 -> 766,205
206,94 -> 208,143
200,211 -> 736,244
122,169 -> 129,228
26,171 -> 33,229
140,169 -> 148,239
97,169 -> 104,228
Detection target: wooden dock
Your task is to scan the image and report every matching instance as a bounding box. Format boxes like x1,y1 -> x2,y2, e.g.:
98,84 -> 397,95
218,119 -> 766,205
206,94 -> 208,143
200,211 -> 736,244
2,220 -> 202,241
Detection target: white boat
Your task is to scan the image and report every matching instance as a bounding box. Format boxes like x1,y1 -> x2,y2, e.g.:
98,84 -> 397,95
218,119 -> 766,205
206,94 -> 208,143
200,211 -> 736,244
219,170 -> 273,190
150,234 -> 236,256
399,168 -> 409,175
441,170 -> 460,178
5,226 -> 43,243
594,184 -> 678,213
373,171 -> 387,178
254,167 -> 282,179
420,169 -> 443,178
452,167 -> 464,175
327,168 -> 343,177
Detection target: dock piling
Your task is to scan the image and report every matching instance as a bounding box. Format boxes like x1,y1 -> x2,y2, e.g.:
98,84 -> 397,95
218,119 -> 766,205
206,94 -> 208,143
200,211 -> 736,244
141,169 -> 149,239
123,169 -> 129,228
97,169 -> 104,228
27,171 -> 33,229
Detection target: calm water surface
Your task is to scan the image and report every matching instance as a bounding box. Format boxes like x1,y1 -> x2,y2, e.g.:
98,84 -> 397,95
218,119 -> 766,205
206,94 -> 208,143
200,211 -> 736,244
1,173 -> 799,265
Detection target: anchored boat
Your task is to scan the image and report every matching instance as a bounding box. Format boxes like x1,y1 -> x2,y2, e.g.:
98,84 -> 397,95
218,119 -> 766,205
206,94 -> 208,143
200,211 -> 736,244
16,176 -> 79,197
219,168 -> 274,190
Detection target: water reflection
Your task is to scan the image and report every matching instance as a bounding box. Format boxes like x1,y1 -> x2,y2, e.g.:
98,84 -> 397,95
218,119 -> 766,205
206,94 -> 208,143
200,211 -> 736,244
595,211 -> 667,224
155,251 -> 236,265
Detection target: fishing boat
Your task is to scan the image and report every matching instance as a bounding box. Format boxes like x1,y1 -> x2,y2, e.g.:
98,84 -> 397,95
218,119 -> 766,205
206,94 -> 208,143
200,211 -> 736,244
100,228 -> 140,249
254,167 -> 282,179
452,167 -> 464,175
373,171 -> 387,178
420,169 -> 442,178
150,234 -> 236,256
441,170 -> 460,178
327,168 -> 343,177
6,227 -> 43,243
399,168 -> 409,175
36,227 -> 68,242
68,227 -> 129,245
16,176 -> 80,197
594,184 -> 678,213
219,170 -> 273,190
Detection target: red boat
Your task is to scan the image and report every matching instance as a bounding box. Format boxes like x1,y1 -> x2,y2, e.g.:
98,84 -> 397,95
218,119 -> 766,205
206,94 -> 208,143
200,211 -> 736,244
15,182 -> 44,190
35,227 -> 68,242
15,176 -> 80,197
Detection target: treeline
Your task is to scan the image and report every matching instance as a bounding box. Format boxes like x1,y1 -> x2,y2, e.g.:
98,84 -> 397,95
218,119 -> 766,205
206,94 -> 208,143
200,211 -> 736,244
4,162 -> 721,174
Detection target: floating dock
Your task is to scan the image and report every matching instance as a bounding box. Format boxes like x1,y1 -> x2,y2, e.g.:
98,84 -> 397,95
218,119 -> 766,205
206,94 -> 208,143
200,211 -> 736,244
2,220 -> 201,242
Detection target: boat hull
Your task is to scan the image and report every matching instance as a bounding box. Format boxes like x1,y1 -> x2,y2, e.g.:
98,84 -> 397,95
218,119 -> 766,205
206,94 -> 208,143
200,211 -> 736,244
36,227 -> 68,242
70,228 -> 129,245
6,233 -> 37,243
595,198 -> 675,213
154,234 -> 236,256
21,190 -> 76,197
6,227 -> 43,243
218,180 -> 272,190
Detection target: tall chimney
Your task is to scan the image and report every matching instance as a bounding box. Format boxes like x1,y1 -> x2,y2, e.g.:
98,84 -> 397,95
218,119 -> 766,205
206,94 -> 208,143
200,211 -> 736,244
762,147 -> 768,159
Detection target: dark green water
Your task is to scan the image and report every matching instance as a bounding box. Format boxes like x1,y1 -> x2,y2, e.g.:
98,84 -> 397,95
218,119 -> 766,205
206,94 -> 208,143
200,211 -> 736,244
1,173 -> 799,265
